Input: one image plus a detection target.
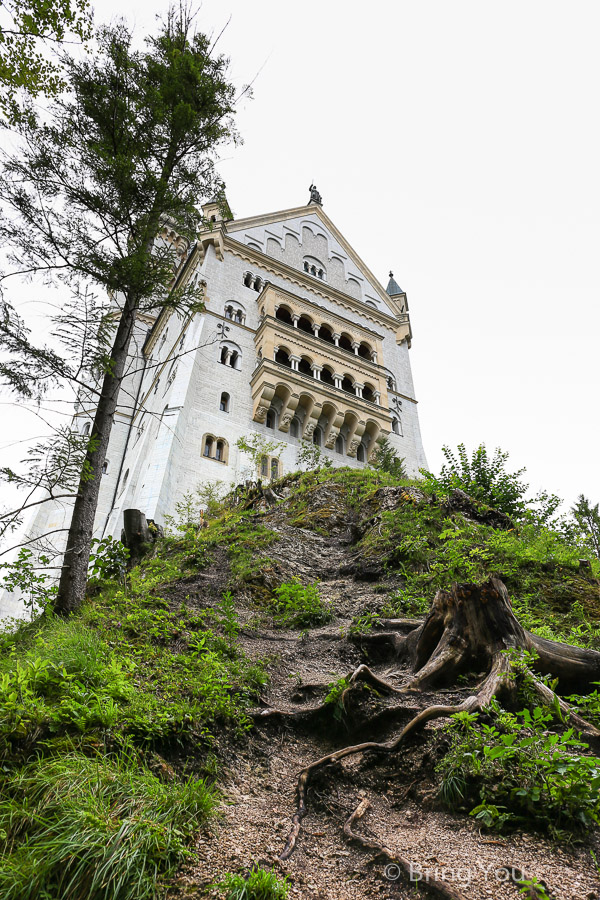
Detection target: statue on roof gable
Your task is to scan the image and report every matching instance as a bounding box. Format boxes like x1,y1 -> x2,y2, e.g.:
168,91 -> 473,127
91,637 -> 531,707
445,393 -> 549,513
308,184 -> 323,206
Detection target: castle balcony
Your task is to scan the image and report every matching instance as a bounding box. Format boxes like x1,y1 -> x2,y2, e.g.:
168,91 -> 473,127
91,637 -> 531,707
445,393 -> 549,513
250,356 -> 393,460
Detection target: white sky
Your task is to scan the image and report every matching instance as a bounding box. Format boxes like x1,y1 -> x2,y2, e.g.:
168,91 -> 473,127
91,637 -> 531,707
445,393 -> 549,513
2,0 -> 599,523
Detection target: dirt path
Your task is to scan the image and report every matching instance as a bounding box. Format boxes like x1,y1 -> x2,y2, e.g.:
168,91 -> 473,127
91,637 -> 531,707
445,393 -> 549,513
168,484 -> 600,900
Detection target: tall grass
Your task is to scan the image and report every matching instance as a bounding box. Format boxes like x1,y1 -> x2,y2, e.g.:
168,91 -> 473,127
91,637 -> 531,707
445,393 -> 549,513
0,751 -> 215,900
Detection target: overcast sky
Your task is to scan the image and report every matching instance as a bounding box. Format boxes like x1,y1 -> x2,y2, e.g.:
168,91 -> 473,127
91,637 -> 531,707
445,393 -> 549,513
2,0 -> 599,526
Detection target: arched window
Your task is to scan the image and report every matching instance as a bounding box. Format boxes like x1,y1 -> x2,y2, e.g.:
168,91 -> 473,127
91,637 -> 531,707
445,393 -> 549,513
387,375 -> 397,391
235,310 -> 243,323
303,261 -> 309,272
310,265 -> 317,276
219,346 -> 228,365
230,350 -> 239,369
275,306 -> 293,325
220,392 -> 230,412
313,427 -> 322,447
119,468 -> 129,494
298,357 -> 313,377
391,418 -> 403,436
275,348 -> 291,367
339,333 -> 354,353
297,315 -> 313,335
363,384 -> 375,403
356,445 -> 365,463
225,305 -> 234,320
204,436 -> 214,457
335,434 -> 344,455
290,418 -> 299,438
260,456 -> 268,478
82,421 -> 91,436
215,440 -> 225,461
253,277 -> 263,292
266,408 -> 276,429
320,325 -> 335,345
270,458 -> 279,480
358,342 -> 372,360
243,272 -> 253,288
320,367 -> 334,386
341,376 -> 354,394
102,459 -> 109,475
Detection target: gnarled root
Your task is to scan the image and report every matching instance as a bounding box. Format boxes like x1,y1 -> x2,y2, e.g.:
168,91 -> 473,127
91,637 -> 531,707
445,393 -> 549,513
343,799 -> 467,900
278,577 -> 600,861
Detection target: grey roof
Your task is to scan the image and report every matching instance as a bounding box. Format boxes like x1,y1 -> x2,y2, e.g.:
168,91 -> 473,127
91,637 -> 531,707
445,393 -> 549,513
386,271 -> 403,295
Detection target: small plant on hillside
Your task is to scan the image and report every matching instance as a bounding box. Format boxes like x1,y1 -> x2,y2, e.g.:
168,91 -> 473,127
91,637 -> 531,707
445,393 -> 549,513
270,579 -> 334,628
88,536 -> 130,585
572,494 -> 600,559
0,548 -> 57,615
421,443 -> 528,517
324,675 -> 351,722
196,480 -> 226,517
236,434 -> 285,479
369,437 -> 406,479
217,866 -> 289,900
296,438 -> 332,472
437,704 -> 600,836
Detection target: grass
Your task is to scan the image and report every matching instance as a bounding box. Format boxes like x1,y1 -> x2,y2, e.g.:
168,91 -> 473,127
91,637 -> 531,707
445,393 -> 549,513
269,580 -> 334,628
217,866 -> 289,900
0,751 -> 215,900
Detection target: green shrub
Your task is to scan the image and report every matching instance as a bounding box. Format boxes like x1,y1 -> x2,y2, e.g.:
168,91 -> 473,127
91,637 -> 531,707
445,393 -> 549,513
437,704 -> 600,836
270,580 -> 333,628
0,752 -> 215,900
217,867 -> 289,900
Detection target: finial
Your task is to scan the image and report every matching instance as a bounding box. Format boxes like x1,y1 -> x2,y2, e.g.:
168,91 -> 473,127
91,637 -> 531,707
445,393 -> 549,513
308,183 -> 323,206
389,271 -> 394,279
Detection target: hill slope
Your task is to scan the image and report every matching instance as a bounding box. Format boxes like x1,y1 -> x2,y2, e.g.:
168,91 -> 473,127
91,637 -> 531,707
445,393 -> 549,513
1,467 -> 600,900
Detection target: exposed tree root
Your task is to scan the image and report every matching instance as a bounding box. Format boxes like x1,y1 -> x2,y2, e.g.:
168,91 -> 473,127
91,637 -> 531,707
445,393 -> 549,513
343,799 -> 467,900
276,577 -> 600,862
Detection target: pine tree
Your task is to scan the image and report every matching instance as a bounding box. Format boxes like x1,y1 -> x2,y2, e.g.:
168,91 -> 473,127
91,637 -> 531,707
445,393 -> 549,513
0,8 -> 239,613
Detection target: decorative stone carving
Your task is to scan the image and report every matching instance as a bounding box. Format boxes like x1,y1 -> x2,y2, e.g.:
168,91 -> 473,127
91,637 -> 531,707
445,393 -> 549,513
255,406 -> 268,422
280,412 -> 293,429
348,438 -> 360,456
325,429 -> 338,449
304,422 -> 316,438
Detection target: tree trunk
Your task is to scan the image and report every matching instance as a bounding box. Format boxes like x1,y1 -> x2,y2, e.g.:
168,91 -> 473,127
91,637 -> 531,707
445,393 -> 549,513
54,297 -> 137,615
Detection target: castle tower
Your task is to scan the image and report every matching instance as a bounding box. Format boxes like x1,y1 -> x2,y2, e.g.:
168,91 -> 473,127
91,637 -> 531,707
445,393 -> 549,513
26,189 -> 429,547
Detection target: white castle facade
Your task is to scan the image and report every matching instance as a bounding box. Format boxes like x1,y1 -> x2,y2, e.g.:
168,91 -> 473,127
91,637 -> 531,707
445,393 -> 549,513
7,190 -> 427,615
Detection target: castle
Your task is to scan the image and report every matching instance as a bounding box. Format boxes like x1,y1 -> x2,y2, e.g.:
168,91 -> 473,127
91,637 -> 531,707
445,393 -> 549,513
21,188 -> 428,566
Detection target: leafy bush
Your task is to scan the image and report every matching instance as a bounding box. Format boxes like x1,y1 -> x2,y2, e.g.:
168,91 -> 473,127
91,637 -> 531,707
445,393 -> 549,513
88,536 -> 130,584
217,867 -> 289,900
437,704 -> 600,835
369,437 -> 406,478
422,443 -> 529,517
270,580 -> 334,628
0,752 -> 214,900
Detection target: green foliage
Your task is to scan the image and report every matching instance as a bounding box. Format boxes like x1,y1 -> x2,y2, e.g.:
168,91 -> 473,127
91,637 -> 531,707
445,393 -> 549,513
0,751 -> 214,900
369,437 -> 407,478
270,579 -> 334,628
296,438 -> 333,472
236,434 -> 285,478
217,866 -> 289,900
566,684 -> 600,728
572,494 -> 600,559
422,443 -> 529,517
88,536 -> 130,584
0,0 -> 92,123
324,675 -> 350,722
0,548 -> 57,614
196,480 -> 226,517
437,704 -> 600,836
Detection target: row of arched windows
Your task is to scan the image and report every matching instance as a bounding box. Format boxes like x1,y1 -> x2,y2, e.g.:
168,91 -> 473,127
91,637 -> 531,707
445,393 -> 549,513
243,272 -> 264,292
263,411 -> 371,462
273,305 -> 377,362
303,259 -> 325,280
225,302 -> 246,324
260,456 -> 281,480
202,434 -> 229,464
273,346 -> 379,403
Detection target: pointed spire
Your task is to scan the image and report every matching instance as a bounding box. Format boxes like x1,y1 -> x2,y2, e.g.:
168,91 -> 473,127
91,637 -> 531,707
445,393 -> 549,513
386,270 -> 403,295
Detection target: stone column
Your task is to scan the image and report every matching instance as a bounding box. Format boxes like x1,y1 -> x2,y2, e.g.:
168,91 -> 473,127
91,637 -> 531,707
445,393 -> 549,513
371,350 -> 378,364
312,323 -> 320,338
354,382 -> 364,399
292,314 -> 300,328
332,332 -> 340,346
311,364 -> 323,380
289,355 -> 301,371
222,348 -> 232,366
351,341 -> 360,356
273,346 -> 279,361
333,374 -> 343,390
373,390 -> 381,405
